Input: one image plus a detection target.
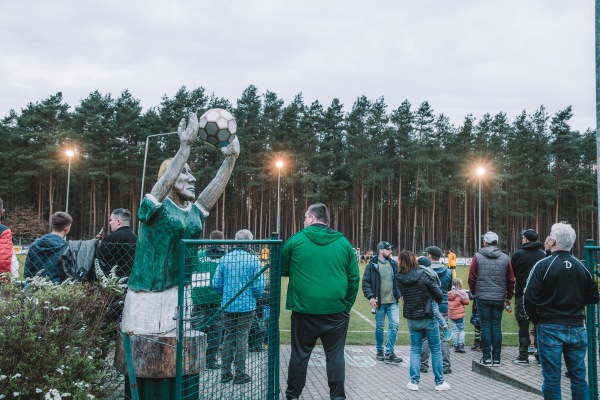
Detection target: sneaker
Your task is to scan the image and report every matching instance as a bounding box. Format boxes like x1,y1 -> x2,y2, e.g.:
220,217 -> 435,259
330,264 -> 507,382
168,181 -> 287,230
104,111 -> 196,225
442,328 -> 453,342
376,350 -> 385,361
528,346 -> 536,354
206,362 -> 221,370
457,344 -> 466,353
420,366 -> 428,373
384,352 -> 403,364
454,345 -> 460,352
513,356 -> 529,365
220,371 -> 233,383
443,368 -> 452,374
233,373 -> 252,384
492,360 -> 501,367
435,382 -> 451,391
406,382 -> 419,391
479,358 -> 492,366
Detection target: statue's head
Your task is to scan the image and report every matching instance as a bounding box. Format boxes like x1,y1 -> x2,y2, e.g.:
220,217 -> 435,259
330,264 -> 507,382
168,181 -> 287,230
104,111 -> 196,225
159,158 -> 196,204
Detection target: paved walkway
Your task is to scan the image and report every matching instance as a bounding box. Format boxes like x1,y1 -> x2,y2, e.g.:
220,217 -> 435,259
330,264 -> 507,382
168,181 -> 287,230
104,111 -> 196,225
279,345 -> 576,399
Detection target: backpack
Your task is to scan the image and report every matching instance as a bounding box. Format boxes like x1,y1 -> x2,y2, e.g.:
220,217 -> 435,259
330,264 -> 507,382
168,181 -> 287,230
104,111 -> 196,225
61,239 -> 98,281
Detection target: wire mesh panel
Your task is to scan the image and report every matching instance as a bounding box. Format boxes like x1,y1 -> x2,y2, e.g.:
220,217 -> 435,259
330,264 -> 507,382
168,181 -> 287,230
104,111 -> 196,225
177,238 -> 281,400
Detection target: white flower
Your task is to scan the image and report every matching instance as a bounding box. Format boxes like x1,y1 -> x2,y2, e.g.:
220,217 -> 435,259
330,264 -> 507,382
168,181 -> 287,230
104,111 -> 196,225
86,395 -> 95,399
36,388 -> 43,393
0,375 -> 6,380
12,393 -> 20,397
56,366 -> 64,375
61,393 -> 71,397
10,373 -> 21,379
0,394 -> 5,399
45,389 -> 62,400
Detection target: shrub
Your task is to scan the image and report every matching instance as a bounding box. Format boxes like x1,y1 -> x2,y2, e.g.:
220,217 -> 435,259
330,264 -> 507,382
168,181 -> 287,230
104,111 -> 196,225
0,278 -> 122,399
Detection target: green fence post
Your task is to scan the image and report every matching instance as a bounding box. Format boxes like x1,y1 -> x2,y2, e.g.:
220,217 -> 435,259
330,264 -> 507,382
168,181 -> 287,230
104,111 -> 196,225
585,241 -> 599,399
122,332 -> 140,400
175,240 -> 186,400
268,233 -> 282,400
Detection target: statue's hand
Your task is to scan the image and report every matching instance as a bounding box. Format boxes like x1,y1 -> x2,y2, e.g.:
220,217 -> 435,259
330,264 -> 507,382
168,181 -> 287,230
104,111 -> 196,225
178,112 -> 199,145
221,135 -> 240,158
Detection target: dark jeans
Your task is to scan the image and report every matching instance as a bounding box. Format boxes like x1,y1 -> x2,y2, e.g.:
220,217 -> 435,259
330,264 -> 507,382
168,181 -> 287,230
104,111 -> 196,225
222,311 -> 254,375
514,296 -> 530,357
192,303 -> 223,365
537,323 -> 589,399
286,311 -> 350,400
477,298 -> 504,362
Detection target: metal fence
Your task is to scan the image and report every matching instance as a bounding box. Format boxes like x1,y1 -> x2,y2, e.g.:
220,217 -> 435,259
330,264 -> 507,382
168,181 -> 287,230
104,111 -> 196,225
116,236 -> 282,400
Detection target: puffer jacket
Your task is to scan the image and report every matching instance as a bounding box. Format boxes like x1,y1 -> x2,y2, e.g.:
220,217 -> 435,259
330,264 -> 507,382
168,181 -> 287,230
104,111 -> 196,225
396,268 -> 443,320
0,224 -> 12,275
447,289 -> 470,320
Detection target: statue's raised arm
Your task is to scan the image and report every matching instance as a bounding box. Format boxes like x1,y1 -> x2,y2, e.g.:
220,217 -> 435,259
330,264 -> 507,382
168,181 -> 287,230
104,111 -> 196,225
196,136 -> 240,210
151,112 -> 198,203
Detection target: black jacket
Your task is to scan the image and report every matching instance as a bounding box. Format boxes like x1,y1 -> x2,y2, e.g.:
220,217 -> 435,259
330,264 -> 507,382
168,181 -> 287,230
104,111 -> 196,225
396,268 -> 443,320
511,241 -> 547,297
362,256 -> 401,306
97,226 -> 137,278
524,251 -> 599,326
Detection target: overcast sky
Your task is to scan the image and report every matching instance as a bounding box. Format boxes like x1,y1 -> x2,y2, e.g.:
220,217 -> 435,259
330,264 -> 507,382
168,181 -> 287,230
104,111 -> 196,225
1,1 -> 595,132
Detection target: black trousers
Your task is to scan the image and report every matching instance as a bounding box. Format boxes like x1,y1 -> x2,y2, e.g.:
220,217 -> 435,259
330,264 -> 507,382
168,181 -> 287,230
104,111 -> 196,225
285,311 -> 350,400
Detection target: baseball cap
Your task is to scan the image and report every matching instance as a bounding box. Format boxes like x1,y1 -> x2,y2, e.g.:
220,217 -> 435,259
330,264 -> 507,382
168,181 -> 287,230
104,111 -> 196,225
377,241 -> 394,250
520,229 -> 538,242
425,246 -> 442,258
482,231 -> 499,244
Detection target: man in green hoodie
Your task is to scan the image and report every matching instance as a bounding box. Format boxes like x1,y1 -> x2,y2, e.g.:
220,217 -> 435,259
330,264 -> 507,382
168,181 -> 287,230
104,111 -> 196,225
282,203 -> 359,400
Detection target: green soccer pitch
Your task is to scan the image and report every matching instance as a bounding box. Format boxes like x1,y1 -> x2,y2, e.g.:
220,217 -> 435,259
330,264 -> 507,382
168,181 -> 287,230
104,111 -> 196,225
278,262 -> 520,346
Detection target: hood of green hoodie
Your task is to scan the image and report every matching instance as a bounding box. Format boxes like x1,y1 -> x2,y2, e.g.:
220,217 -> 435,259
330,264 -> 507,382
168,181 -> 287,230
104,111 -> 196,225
301,224 -> 345,246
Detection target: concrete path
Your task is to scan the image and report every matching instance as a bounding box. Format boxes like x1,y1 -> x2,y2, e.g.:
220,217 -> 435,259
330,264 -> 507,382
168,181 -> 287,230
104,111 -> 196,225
279,344 -> 577,399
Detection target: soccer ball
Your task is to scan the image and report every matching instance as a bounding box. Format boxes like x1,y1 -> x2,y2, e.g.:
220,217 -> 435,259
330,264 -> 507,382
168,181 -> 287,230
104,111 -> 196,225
198,108 -> 237,148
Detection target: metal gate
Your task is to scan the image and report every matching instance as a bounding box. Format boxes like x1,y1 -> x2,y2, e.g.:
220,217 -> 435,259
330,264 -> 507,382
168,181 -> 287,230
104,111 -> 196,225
174,235 -> 282,400
584,241 -> 600,400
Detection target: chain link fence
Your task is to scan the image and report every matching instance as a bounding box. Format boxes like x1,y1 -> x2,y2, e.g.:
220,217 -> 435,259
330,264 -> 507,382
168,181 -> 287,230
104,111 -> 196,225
7,235 -> 281,399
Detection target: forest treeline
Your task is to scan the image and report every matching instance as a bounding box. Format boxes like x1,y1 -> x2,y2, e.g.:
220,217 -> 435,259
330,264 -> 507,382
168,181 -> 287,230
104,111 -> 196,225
0,85 -> 597,257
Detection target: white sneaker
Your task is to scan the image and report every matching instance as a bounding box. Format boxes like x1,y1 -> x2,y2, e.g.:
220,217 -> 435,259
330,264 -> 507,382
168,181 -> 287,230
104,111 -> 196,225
435,382 -> 451,391
406,382 -> 419,391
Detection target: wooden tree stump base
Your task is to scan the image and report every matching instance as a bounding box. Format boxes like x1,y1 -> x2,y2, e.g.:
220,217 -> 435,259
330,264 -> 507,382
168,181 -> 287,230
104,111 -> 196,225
114,332 -> 206,378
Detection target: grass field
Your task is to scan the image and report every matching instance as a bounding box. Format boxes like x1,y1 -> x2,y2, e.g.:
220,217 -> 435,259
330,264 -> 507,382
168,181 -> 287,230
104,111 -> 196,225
278,262 -> 520,346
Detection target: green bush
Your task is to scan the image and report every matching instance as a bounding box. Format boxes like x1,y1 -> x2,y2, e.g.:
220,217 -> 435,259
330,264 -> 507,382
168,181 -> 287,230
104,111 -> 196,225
0,278 -> 121,399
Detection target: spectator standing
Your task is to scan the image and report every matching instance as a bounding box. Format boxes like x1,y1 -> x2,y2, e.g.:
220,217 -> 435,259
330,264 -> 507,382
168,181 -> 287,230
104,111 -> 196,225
510,229 -> 546,365
362,241 -> 402,364
97,208 -> 137,279
192,229 -> 226,369
524,222 -> 599,399
24,211 -> 72,283
420,245 -> 453,374
447,249 -> 457,279
396,250 -> 450,392
468,231 -> 515,366
447,278 -> 470,353
282,203 -> 359,400
213,229 -> 265,385
0,198 -> 14,280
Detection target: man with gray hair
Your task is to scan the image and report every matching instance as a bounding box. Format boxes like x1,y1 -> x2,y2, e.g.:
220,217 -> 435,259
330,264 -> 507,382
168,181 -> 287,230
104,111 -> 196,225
213,229 -> 266,385
524,222 -> 599,399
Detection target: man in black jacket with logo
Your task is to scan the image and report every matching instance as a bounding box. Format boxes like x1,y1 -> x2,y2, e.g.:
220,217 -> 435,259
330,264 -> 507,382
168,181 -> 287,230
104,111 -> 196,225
524,222 -> 599,399
511,229 -> 546,365
362,241 -> 402,364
